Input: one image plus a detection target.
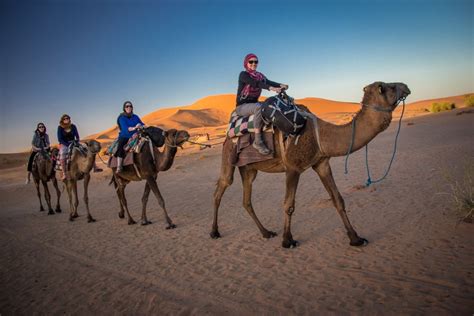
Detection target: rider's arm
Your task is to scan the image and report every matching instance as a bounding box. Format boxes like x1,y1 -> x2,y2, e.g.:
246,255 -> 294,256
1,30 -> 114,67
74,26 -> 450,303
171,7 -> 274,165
73,124 -> 80,142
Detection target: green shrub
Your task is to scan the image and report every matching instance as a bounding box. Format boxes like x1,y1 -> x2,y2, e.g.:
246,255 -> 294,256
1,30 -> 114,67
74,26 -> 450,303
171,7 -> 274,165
464,95 -> 474,107
429,102 -> 456,113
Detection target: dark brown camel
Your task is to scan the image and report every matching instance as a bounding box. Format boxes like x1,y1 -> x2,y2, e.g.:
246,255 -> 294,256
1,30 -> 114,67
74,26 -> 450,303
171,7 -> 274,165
31,148 -> 62,214
63,140 -> 101,222
211,81 -> 411,248
111,127 -> 189,227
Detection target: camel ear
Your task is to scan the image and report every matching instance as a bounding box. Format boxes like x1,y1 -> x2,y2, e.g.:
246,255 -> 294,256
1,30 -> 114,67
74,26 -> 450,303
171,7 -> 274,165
163,131 -> 168,137
378,85 -> 384,94
363,86 -> 368,93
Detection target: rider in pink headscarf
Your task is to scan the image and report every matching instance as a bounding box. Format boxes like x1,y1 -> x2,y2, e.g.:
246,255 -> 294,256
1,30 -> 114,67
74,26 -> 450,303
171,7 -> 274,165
235,53 -> 288,155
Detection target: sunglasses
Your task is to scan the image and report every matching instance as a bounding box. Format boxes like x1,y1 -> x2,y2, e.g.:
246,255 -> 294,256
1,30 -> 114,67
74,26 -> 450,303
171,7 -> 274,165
38,126 -> 45,128
63,117 -> 70,121
125,105 -> 133,108
248,60 -> 258,65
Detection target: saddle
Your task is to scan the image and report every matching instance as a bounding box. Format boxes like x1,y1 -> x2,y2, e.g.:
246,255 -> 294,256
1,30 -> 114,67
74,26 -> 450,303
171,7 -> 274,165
107,135 -> 152,171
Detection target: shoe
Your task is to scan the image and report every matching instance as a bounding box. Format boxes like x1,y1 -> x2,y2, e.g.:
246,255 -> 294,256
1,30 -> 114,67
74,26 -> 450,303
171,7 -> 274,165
116,157 -> 123,173
25,177 -> 30,185
252,133 -> 271,155
93,167 -> 103,173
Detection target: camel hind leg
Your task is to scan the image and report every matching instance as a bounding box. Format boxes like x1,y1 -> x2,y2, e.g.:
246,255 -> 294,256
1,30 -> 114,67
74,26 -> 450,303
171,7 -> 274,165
34,178 -> 45,212
313,159 -> 368,246
210,139 -> 236,239
240,167 -> 277,239
42,180 -> 55,215
83,173 -> 95,222
116,182 -> 136,225
52,177 -> 62,213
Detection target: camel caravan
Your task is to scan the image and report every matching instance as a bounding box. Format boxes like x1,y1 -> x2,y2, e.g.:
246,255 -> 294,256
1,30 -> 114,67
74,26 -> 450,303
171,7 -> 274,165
27,80 -> 410,248
26,51 -> 410,249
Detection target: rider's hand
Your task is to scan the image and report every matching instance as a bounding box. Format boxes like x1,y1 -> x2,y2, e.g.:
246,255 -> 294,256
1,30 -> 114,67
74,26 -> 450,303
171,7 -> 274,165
270,86 -> 282,93
280,84 -> 289,90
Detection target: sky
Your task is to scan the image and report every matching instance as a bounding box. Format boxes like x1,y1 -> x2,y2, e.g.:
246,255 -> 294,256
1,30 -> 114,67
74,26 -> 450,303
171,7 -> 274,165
1,0 -> 473,153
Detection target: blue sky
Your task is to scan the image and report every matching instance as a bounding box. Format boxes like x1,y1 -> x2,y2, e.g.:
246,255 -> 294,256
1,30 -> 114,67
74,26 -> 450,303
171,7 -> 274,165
1,0 -> 472,152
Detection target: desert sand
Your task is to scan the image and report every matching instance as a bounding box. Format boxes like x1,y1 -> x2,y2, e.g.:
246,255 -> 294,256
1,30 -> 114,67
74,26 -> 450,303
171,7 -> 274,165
1,104 -> 473,314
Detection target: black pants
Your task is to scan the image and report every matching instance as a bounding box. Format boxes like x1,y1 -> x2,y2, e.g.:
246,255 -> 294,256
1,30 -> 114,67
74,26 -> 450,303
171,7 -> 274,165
27,152 -> 38,172
115,137 -> 129,158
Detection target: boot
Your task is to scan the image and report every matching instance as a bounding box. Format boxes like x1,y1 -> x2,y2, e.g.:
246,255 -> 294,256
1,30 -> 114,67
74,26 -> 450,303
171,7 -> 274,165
60,159 -> 68,180
26,172 -> 31,184
117,157 -> 123,173
252,132 -> 271,155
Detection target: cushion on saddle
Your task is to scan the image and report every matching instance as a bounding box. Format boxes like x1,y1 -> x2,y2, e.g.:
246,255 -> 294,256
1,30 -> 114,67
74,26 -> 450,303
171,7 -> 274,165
226,112 -> 256,138
107,152 -> 135,168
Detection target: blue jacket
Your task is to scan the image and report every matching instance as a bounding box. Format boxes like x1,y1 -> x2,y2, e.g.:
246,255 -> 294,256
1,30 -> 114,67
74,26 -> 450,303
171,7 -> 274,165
118,114 -> 145,139
57,124 -> 80,146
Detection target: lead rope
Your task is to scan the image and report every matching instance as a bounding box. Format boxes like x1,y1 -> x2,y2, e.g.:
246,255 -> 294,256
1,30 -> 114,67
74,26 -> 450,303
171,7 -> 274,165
364,98 -> 406,186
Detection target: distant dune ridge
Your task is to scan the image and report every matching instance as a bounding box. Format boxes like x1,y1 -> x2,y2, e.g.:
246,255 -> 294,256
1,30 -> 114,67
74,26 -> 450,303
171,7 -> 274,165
82,92 -> 474,141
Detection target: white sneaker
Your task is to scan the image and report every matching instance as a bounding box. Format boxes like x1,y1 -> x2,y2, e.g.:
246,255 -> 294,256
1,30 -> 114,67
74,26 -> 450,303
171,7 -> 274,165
25,177 -> 30,184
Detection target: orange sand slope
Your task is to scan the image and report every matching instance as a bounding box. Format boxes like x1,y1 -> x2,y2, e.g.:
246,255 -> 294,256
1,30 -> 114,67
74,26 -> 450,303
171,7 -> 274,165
89,93 -> 471,140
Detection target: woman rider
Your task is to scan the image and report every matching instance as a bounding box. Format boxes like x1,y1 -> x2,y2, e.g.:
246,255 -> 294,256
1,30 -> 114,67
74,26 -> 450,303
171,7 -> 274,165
57,114 -> 80,180
115,101 -> 146,172
235,53 -> 288,155
26,122 -> 50,184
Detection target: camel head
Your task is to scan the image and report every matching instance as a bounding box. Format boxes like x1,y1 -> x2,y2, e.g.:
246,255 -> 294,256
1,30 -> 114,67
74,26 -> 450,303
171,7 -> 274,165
362,82 -> 411,112
84,139 -> 101,154
164,129 -> 190,148
51,147 -> 59,159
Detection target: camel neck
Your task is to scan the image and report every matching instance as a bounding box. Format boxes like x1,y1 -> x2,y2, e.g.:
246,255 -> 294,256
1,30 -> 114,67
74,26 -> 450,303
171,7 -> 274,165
155,145 -> 177,171
318,107 -> 392,157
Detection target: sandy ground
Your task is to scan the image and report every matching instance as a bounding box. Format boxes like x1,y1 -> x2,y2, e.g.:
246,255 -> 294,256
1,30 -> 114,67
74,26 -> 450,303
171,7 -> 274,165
0,109 -> 473,315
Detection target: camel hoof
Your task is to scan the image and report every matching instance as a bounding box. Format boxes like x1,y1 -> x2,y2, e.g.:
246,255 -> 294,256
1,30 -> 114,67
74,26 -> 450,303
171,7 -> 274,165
72,213 -> 79,218
55,208 -> 62,213
118,212 -> 124,219
128,219 -> 136,225
166,224 -> 177,230
48,210 -> 55,215
262,230 -> 277,239
39,208 -> 45,212
141,220 -> 152,226
350,238 -> 369,247
69,216 -> 74,222
210,230 -> 221,239
87,217 -> 96,223
282,239 -> 299,248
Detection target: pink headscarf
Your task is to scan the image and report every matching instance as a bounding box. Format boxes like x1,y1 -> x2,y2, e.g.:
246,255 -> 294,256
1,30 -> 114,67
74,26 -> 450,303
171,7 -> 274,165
241,53 -> 266,99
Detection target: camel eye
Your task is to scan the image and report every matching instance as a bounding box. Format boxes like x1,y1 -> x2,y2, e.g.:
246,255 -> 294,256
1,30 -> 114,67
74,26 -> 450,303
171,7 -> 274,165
378,85 -> 384,94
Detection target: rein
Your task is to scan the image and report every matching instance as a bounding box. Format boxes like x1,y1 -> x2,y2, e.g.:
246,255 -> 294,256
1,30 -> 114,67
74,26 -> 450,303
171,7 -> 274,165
344,96 -> 407,187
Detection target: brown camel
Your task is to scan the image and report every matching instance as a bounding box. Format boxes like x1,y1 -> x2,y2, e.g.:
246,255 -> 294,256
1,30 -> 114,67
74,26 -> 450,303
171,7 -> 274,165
211,81 -> 411,248
63,140 -> 101,222
111,127 -> 190,227
31,148 -> 62,214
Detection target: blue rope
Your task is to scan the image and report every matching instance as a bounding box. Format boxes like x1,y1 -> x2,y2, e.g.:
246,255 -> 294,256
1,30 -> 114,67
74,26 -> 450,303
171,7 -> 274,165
365,100 -> 406,186
344,118 -> 356,174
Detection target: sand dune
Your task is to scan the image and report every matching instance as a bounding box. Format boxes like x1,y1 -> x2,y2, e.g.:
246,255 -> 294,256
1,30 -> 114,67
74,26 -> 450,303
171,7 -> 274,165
88,93 -> 471,141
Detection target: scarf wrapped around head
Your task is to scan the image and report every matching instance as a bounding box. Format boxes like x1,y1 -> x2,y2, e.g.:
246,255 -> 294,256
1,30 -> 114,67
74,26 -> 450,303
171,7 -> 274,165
35,122 -> 46,136
122,101 -> 134,118
241,53 -> 266,100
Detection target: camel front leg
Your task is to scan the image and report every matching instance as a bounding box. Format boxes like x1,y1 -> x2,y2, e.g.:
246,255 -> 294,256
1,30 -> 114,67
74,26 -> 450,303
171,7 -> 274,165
52,178 -> 62,213
83,173 -> 95,222
239,167 -> 277,239
210,163 -> 235,239
146,177 -> 176,229
71,180 -> 79,218
34,179 -> 45,212
140,182 -> 152,225
282,171 -> 300,248
117,183 -> 136,225
313,159 -> 368,246
65,180 -> 75,221
42,180 -> 54,215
